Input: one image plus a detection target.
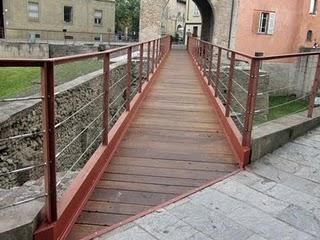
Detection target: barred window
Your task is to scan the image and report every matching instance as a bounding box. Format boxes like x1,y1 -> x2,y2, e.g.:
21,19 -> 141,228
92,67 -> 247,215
28,2 -> 39,21
94,10 -> 103,25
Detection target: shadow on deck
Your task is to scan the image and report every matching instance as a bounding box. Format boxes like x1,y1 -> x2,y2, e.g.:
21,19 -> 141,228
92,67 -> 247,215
67,50 -> 239,239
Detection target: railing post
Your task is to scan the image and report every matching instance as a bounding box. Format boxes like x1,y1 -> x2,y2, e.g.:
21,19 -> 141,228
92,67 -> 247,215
147,41 -> 151,80
225,52 -> 236,117
214,48 -> 222,97
126,47 -> 132,111
102,53 -> 110,145
242,58 -> 261,166
308,54 -> 320,118
203,43 -> 208,74
139,43 -> 144,93
208,45 -> 214,86
41,61 -> 57,223
156,39 -> 160,65
187,36 -> 190,52
198,41 -> 202,67
152,40 -> 155,73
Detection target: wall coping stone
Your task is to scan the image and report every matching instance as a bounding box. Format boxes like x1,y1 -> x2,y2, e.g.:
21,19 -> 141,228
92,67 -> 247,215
252,108 -> 320,162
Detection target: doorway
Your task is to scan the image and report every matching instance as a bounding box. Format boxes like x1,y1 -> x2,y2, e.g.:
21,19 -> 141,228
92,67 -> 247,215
192,26 -> 198,37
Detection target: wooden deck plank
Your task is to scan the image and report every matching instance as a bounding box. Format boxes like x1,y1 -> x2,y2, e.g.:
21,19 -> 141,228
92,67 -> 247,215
90,189 -> 175,205
101,173 -> 205,187
67,224 -> 105,240
67,50 -> 239,239
111,157 -> 237,171
105,165 -> 229,180
96,180 -> 193,194
84,201 -> 151,215
115,147 -> 235,161
77,212 -> 130,226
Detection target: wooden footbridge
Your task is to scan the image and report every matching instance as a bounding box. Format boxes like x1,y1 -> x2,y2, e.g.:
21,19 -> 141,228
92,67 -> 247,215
1,35 -> 319,240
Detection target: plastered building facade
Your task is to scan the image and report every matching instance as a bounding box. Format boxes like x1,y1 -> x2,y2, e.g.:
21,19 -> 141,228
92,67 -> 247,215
0,0 -> 115,42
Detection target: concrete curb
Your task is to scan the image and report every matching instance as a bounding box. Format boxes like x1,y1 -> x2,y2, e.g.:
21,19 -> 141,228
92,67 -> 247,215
251,108 -> 320,162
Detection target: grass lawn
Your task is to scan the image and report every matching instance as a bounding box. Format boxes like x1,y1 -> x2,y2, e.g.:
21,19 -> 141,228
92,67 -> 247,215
268,95 -> 309,120
0,67 -> 40,98
254,95 -> 309,125
0,59 -> 102,98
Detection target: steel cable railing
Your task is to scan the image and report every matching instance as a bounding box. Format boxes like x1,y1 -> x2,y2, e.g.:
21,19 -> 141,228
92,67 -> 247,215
0,35 -> 172,229
187,36 -> 320,168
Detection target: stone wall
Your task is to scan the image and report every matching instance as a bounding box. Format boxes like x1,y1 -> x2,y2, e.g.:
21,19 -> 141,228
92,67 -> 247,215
0,59 -> 146,189
211,62 -> 269,126
262,63 -> 296,96
293,54 -> 318,97
139,0 -> 165,41
140,0 -> 236,48
49,44 -> 99,58
0,41 -> 114,58
0,41 -> 49,59
261,53 -> 319,98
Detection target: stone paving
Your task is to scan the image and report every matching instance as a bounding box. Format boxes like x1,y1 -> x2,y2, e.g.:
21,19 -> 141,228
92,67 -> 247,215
98,127 -> 320,240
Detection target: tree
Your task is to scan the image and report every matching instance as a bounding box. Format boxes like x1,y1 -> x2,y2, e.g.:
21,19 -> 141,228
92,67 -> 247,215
115,0 -> 140,38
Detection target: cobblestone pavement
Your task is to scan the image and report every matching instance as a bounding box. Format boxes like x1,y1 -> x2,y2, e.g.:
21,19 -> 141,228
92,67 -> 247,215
97,127 -> 320,240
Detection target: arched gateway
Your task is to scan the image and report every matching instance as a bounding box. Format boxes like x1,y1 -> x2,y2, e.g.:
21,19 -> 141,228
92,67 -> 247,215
139,0 -> 237,47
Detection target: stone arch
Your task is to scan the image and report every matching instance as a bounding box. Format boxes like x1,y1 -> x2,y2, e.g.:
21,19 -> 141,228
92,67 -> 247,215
192,0 -> 214,42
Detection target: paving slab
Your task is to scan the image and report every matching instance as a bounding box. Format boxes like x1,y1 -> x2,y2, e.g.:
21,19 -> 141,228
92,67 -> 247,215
98,128 -> 320,240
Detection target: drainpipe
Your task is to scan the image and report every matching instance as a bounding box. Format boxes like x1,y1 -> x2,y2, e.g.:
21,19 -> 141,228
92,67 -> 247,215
227,0 -> 235,49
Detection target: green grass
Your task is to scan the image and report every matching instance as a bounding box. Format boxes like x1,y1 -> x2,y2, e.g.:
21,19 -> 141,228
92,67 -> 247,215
0,67 -> 40,98
0,59 -> 102,98
268,95 -> 309,121
254,95 -> 309,125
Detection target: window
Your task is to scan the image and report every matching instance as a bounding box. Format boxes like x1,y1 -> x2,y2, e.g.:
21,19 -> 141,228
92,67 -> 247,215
64,6 -> 73,23
94,10 -> 103,25
258,12 -> 276,35
310,0 -> 318,15
307,30 -> 313,41
28,2 -> 39,21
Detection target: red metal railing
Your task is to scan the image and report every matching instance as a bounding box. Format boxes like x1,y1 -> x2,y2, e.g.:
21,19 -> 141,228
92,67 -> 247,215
0,35 -> 171,239
188,36 -> 320,167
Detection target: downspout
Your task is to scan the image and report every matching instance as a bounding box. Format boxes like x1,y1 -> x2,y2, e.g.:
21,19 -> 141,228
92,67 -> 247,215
228,0 -> 235,49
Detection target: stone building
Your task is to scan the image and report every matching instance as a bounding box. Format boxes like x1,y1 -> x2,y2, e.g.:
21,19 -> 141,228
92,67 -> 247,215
161,0 -> 186,39
0,0 -> 115,42
140,0 -> 236,48
140,0 -> 320,55
184,0 -> 202,43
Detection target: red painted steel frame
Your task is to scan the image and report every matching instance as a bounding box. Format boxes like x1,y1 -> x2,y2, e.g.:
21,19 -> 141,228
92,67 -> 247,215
33,36 -> 171,240
126,47 -> 132,111
102,53 -> 110,145
308,55 -> 320,118
187,37 -> 250,168
189,50 -> 249,168
41,62 -> 58,223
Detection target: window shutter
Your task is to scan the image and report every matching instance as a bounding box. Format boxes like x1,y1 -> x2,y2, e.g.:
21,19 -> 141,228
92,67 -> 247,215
310,0 -> 315,13
252,11 -> 260,33
267,12 -> 276,34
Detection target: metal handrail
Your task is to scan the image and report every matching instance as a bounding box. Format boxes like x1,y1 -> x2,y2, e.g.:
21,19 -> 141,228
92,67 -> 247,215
189,36 -> 320,60
187,36 -> 320,168
0,35 -> 172,231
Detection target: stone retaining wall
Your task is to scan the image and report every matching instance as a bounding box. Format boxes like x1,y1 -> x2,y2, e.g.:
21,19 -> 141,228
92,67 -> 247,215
0,41 -> 49,59
0,59 -> 146,189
